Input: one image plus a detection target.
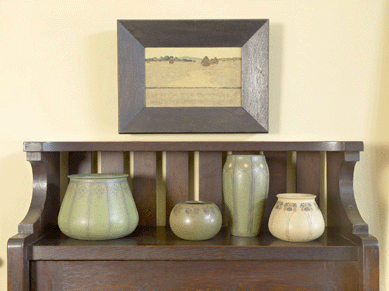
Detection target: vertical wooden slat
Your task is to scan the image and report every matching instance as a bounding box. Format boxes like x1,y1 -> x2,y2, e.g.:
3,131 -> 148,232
68,152 -> 93,174
286,151 -> 297,193
188,151 -> 195,201
100,152 -> 125,173
319,151 -> 327,222
60,152 -> 69,202
156,152 -> 165,226
198,152 -> 223,210
264,151 -> 287,229
133,152 -> 157,226
327,151 -> 345,231
123,151 -> 130,176
129,152 -> 135,193
166,152 -> 189,224
296,151 -> 321,205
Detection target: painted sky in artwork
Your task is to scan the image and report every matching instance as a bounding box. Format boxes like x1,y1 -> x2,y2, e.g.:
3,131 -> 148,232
145,47 -> 241,59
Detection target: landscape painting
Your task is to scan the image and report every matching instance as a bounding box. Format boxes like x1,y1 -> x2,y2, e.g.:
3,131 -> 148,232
145,47 -> 242,107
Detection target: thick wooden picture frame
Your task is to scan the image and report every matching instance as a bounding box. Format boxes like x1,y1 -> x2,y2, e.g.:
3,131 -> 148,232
118,20 -> 269,133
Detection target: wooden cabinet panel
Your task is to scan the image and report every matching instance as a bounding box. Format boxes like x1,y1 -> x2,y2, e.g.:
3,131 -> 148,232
31,261 -> 359,291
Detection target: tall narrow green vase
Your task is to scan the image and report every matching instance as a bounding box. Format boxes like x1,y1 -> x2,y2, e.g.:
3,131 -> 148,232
223,155 -> 269,237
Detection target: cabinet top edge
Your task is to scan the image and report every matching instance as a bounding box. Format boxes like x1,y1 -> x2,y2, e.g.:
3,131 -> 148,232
23,142 -> 364,152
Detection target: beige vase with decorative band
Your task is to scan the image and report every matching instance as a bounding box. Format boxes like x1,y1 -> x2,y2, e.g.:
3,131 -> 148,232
268,193 -> 325,242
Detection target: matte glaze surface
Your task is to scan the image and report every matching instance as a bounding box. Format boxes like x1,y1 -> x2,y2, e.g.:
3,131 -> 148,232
223,155 -> 269,237
58,174 -> 139,240
269,194 -> 325,242
169,201 -> 222,240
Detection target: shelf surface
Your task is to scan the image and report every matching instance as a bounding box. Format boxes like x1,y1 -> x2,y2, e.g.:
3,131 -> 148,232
30,227 -> 358,261
23,141 -> 364,152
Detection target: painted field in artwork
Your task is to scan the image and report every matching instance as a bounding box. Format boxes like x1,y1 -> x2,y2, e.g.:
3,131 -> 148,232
145,47 -> 242,107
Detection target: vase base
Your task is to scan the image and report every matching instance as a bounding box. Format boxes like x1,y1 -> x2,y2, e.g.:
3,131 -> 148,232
231,232 -> 259,238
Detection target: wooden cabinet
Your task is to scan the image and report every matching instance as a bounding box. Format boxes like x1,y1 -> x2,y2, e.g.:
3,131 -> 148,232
8,142 -> 379,290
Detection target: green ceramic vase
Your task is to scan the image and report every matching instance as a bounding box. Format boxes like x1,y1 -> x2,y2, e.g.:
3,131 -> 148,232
58,174 -> 139,240
223,155 -> 269,237
169,201 -> 222,241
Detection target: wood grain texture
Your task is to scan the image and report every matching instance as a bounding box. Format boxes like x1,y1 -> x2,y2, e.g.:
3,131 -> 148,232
31,260 -> 359,290
325,261 -> 359,290
7,234 -> 34,291
133,152 -> 157,226
31,227 -> 358,261
68,151 -> 93,174
8,151 -> 60,291
24,141 -> 364,152
166,152 -> 189,225
296,151 -> 321,205
118,22 -> 145,133
242,20 -> 269,132
327,152 -> 368,239
121,107 -> 267,133
118,19 -> 268,47
100,151 -> 125,173
199,152 -> 223,211
31,261 -> 63,290
359,235 -> 379,291
263,152 -> 287,231
326,151 -> 379,290
19,152 -> 60,235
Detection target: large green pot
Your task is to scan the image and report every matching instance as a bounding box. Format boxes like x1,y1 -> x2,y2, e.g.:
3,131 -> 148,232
223,155 -> 269,237
58,174 -> 139,240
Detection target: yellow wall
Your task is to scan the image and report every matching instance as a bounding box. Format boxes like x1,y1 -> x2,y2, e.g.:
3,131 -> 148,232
1,0 -> 388,289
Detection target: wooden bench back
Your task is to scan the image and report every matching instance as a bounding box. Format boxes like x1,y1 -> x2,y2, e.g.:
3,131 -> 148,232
65,149 -> 322,227
22,141 -> 363,231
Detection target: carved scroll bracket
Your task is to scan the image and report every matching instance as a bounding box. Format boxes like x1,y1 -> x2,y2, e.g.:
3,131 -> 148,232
327,151 -> 379,289
18,152 -> 60,236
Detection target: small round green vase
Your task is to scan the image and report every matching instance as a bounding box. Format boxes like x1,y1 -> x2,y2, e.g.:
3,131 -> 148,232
58,174 -> 139,240
169,201 -> 222,241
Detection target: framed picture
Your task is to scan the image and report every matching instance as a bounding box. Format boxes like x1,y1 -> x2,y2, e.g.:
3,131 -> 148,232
118,20 -> 269,133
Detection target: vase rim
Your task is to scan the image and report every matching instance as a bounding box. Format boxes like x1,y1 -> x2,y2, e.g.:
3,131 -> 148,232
276,193 -> 316,199
181,201 -> 212,205
68,173 -> 129,180
227,154 -> 265,157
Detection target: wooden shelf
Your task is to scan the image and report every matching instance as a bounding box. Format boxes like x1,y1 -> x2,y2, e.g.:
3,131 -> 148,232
23,141 -> 364,152
8,141 -> 378,290
31,227 -> 358,261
